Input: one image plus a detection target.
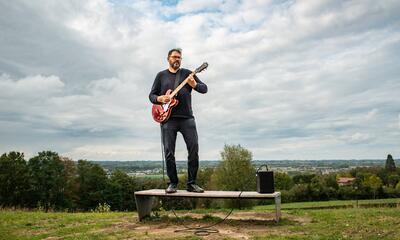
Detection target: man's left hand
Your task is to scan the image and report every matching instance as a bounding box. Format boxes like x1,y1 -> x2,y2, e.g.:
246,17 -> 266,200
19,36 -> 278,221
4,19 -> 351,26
187,74 -> 197,89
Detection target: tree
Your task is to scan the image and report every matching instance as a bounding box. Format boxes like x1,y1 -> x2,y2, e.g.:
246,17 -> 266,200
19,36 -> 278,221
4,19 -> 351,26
387,174 -> 399,188
211,144 -> 256,208
196,168 -> 215,208
323,174 -> 339,190
288,184 -> 311,202
76,160 -> 108,211
385,154 -> 396,171
274,172 -> 294,191
60,156 -> 80,211
104,170 -> 137,211
293,174 -> 316,184
363,174 -> 383,199
0,151 -> 30,207
28,151 -> 66,211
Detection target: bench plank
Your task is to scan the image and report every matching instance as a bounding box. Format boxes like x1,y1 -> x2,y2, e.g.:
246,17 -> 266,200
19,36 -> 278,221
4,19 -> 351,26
135,189 -> 280,199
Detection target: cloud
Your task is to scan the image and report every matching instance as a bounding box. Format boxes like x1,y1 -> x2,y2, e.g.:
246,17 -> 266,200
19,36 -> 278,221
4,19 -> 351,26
1,0 -> 400,160
64,143 -> 152,160
398,113 -> 400,129
339,132 -> 373,145
0,74 -> 64,98
175,0 -> 222,14
0,1 -> 116,85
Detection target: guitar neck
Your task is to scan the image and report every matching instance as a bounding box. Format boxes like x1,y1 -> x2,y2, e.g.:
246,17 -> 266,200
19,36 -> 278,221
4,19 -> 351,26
170,72 -> 194,97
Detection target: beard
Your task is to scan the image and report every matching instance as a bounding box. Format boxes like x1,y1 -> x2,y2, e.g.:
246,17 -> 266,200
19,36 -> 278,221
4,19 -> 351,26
170,60 -> 180,70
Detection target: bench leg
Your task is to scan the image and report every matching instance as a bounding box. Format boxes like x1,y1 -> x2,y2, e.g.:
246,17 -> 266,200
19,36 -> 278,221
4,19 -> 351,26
135,195 -> 155,221
275,195 -> 281,223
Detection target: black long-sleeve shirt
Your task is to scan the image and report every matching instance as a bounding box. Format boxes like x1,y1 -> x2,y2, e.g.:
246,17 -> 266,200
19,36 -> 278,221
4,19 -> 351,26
149,68 -> 207,118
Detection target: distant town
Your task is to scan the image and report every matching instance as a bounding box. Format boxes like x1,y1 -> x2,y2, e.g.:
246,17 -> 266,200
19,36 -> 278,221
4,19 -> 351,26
93,159 -> 400,178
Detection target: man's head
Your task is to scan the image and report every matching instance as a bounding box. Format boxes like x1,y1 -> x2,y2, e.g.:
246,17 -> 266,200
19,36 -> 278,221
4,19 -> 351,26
167,48 -> 182,70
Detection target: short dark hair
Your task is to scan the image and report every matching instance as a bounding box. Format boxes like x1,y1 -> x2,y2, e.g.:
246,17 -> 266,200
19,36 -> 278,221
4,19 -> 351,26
168,48 -> 182,58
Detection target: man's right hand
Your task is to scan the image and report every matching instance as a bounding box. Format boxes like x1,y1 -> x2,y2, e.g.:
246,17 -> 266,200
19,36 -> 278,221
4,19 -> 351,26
157,95 -> 171,104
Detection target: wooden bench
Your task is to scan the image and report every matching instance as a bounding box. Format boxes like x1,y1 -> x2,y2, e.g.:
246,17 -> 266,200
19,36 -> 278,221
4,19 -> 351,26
134,189 -> 281,222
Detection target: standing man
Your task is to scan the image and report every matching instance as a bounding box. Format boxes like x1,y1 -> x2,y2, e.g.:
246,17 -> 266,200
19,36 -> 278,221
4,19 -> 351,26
149,48 -> 208,193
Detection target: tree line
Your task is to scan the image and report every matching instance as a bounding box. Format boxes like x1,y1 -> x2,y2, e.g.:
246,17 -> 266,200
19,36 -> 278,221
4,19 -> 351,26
0,151 -> 144,211
1,147 -> 399,212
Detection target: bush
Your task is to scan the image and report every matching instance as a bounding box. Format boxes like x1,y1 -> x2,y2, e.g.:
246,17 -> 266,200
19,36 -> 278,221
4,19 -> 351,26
91,203 -> 111,213
211,144 -> 256,209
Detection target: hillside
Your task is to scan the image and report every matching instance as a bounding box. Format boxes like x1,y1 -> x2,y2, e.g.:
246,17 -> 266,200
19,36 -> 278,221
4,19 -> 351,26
1,199 -> 399,239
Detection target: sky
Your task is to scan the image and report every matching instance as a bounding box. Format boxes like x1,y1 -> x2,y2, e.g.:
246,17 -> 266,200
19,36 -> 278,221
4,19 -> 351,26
0,0 -> 399,161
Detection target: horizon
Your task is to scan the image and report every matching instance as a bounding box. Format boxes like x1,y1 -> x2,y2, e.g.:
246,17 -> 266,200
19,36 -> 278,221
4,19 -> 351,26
89,158 -> 400,162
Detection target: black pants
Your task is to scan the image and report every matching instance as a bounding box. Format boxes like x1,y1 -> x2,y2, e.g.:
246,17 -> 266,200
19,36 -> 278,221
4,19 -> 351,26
161,117 -> 199,185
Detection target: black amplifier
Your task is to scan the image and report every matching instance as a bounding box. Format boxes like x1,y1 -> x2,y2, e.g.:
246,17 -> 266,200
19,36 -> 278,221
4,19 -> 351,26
256,165 -> 275,193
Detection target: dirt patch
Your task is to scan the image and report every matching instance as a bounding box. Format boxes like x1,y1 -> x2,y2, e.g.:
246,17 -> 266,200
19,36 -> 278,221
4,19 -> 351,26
137,222 -> 291,239
129,211 -> 311,239
169,211 -> 311,225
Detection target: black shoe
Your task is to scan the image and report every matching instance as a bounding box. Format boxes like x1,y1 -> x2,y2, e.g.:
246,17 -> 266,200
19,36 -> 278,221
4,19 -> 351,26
165,183 -> 177,194
187,184 -> 204,193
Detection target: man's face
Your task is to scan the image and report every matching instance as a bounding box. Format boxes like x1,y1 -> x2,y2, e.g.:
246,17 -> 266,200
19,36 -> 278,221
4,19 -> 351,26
168,51 -> 181,70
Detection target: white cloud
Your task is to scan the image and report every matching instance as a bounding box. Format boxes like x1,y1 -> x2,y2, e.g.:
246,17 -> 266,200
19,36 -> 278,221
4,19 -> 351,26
398,113 -> 400,129
339,132 -> 373,144
176,0 -> 221,13
1,0 -> 399,160
64,143 -> 150,160
0,74 -> 64,98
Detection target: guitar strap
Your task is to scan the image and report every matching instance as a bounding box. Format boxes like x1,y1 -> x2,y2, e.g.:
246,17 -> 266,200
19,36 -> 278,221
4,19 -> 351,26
173,68 -> 181,95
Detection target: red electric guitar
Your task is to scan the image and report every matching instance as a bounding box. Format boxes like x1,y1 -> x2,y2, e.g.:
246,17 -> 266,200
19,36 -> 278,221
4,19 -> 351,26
152,62 -> 208,123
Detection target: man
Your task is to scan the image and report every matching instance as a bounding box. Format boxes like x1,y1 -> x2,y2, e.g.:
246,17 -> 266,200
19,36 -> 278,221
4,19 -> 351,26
149,48 -> 208,193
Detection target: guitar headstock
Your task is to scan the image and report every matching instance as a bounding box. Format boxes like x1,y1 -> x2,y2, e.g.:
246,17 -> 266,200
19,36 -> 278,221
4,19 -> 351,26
194,62 -> 208,74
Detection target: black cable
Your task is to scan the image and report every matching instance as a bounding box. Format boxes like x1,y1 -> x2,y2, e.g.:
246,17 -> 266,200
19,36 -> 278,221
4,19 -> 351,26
172,191 -> 243,236
159,124 -> 242,236
160,124 -> 165,183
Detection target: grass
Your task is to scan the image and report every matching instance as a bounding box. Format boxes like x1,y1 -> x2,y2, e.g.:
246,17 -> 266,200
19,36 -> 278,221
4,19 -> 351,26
0,199 -> 399,239
0,211 -> 138,240
276,208 -> 400,240
253,198 -> 400,210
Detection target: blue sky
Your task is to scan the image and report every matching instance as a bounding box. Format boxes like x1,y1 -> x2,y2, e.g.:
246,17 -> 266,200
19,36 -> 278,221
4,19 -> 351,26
0,0 -> 399,161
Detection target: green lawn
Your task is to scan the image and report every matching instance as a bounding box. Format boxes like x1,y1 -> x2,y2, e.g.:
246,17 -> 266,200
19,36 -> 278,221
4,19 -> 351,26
253,198 -> 400,210
260,207 -> 400,240
1,199 -> 399,240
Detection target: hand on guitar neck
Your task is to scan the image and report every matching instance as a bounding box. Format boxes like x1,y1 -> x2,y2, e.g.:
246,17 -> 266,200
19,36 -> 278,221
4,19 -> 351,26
187,73 -> 197,89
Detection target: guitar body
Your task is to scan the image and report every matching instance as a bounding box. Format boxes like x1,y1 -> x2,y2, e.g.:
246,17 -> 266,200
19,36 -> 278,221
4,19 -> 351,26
152,89 -> 179,123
